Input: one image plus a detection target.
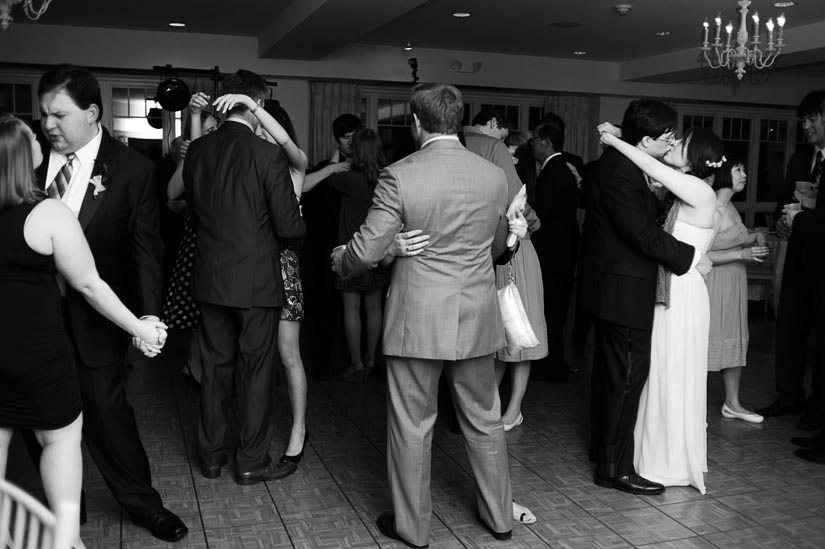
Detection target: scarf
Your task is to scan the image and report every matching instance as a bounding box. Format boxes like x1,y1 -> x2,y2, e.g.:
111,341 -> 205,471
654,198 -> 681,308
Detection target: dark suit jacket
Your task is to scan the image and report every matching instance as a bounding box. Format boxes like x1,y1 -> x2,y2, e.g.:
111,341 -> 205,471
183,121 -> 305,309
531,153 -> 580,274
36,128 -> 164,368
777,147 -> 825,308
578,147 -> 694,330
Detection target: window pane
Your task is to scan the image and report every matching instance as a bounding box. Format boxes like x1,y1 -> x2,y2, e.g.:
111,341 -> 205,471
756,141 -> 787,202
390,101 -> 407,126
112,87 -> 129,117
504,105 -> 520,131
14,84 -> 32,113
377,99 -> 393,126
528,106 -> 543,131
377,126 -> 415,165
0,83 -> 12,112
129,89 -> 147,117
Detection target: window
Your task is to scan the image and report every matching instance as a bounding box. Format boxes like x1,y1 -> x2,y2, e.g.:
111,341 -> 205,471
721,117 -> 751,201
0,82 -> 34,123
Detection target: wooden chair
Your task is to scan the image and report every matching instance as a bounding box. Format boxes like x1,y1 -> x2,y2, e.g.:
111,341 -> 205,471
0,478 -> 73,549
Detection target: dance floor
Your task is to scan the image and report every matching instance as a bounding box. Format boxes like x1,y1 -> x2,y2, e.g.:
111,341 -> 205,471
7,307 -> 825,548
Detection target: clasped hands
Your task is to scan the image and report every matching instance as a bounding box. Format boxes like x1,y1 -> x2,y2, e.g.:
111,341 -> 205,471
131,315 -> 168,358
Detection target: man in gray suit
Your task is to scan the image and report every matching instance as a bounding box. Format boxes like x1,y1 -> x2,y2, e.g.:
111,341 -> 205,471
332,83 -> 518,548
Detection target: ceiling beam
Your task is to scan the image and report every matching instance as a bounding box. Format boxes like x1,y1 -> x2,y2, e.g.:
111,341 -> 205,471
258,0 -> 430,60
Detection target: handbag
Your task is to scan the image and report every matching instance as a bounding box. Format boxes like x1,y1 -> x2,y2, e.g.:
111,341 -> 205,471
497,260 -> 539,353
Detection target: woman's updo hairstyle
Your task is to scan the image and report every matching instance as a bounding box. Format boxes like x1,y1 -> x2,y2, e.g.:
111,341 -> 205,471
684,126 -> 725,180
712,154 -> 745,191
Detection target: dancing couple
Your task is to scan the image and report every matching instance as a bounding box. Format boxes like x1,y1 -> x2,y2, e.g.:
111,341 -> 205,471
581,99 -> 722,495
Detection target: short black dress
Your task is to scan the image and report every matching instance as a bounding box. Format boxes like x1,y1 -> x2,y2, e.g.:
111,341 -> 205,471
0,201 -> 82,430
162,211 -> 199,329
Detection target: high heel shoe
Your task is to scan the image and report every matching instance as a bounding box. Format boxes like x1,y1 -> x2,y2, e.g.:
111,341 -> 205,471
280,432 -> 308,465
339,362 -> 364,381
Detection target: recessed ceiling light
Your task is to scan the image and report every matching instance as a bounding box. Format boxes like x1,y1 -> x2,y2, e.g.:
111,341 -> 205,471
168,22 -> 186,27
773,1 -> 795,7
452,12 -> 471,18
655,31 -> 671,36
572,51 -> 587,55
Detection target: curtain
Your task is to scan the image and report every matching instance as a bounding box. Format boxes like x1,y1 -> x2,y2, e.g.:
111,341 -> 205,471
309,82 -> 360,166
543,95 -> 598,162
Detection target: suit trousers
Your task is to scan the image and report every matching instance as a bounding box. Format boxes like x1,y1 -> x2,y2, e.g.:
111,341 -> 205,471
197,302 -> 279,472
385,354 -> 512,547
542,268 -> 576,371
774,276 -> 825,421
590,319 -> 652,478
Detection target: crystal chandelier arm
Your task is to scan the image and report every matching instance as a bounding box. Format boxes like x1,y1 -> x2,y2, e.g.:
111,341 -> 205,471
24,0 -> 53,20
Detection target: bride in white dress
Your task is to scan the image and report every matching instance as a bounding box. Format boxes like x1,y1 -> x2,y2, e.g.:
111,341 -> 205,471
599,125 -> 721,494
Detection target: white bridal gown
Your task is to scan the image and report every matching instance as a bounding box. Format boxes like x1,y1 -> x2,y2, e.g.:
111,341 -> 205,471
634,219 -> 714,495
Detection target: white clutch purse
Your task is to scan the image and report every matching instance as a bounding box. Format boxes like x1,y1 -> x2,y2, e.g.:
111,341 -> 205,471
497,261 -> 539,353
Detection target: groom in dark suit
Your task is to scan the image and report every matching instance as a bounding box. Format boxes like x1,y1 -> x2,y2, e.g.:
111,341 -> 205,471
579,100 -> 698,495
184,70 -> 306,485
35,64 -> 187,541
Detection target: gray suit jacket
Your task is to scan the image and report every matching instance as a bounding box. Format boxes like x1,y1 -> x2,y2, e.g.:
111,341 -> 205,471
340,138 -> 510,360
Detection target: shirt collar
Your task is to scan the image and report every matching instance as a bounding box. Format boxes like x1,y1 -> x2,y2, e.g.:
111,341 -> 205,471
541,151 -> 562,170
51,123 -> 102,172
421,134 -> 460,149
227,116 -> 254,131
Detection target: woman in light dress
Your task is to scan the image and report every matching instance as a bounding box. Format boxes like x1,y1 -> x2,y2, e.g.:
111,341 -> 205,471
599,124 -> 721,494
706,158 -> 768,424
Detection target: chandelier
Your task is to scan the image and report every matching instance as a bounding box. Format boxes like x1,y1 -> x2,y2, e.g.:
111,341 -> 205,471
701,0 -> 786,80
0,0 -> 54,30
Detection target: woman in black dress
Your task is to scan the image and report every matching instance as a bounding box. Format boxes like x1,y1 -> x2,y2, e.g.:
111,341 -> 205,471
0,115 -> 165,548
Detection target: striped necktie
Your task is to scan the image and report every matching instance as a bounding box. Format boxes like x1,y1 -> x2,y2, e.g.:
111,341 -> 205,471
48,153 -> 76,199
811,151 -> 823,185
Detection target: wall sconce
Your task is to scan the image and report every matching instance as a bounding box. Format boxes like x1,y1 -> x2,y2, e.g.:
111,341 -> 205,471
450,59 -> 483,73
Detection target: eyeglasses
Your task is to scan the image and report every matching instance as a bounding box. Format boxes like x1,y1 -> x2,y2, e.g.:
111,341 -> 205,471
655,135 -> 676,145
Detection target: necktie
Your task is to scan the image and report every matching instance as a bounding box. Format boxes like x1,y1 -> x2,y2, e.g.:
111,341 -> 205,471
811,151 -> 823,185
48,153 -> 75,199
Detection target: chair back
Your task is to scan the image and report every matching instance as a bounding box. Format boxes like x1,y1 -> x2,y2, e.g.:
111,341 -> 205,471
0,478 -> 72,549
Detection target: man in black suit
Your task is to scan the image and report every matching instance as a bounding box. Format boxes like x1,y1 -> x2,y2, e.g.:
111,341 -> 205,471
183,70 -> 306,485
35,64 -> 187,542
578,100 -> 699,495
759,90 -> 825,433
530,122 -> 580,382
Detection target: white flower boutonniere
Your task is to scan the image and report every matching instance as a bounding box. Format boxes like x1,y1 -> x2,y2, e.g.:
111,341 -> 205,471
90,175 -> 106,198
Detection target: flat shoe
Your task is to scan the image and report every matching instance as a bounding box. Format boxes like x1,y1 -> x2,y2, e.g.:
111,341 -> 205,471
513,501 -> 536,524
721,404 -> 764,424
504,413 -> 523,432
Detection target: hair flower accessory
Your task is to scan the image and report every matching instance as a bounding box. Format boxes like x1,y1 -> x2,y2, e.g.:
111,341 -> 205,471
705,156 -> 726,169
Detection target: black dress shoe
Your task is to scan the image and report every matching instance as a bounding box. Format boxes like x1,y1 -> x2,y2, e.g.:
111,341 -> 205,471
235,457 -> 297,485
595,473 -> 665,495
131,507 -> 188,542
795,447 -> 825,465
376,514 -> 428,548
755,399 -> 804,417
201,456 -> 229,479
790,434 -> 825,449
796,415 -> 824,431
476,514 -> 512,541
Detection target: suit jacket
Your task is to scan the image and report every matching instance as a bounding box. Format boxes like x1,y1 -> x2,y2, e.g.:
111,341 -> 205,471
183,121 -> 305,309
578,147 -> 694,330
340,138 -> 509,360
777,147 -> 825,308
36,128 -> 164,368
530,153 -> 580,273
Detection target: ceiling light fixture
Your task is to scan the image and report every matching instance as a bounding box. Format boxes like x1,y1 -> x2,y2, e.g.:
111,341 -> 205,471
452,12 -> 471,18
0,0 -> 54,30
773,2 -> 794,7
613,4 -> 633,16
701,0 -> 786,80
655,31 -> 671,36
168,22 -> 186,28
403,40 -> 412,51
572,51 -> 588,56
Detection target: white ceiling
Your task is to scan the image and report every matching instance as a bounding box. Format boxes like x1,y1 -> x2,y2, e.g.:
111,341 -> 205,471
9,0 -> 825,82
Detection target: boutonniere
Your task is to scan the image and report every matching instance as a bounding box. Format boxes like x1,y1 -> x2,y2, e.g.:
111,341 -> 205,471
91,160 -> 109,199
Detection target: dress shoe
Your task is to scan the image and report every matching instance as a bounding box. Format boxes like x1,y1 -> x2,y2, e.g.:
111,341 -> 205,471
755,399 -> 804,418
595,473 -> 665,495
376,514 -> 428,548
475,512 -> 512,541
201,456 -> 228,479
279,432 -> 309,465
503,413 -> 524,432
790,434 -> 825,449
131,507 -> 188,542
796,415 -> 824,431
235,457 -> 297,485
721,404 -> 764,424
795,447 -> 825,465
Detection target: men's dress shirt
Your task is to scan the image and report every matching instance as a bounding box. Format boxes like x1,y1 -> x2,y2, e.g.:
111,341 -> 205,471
540,151 -> 562,172
46,124 -> 103,217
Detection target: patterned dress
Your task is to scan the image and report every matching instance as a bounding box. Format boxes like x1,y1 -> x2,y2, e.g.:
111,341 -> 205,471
162,211 -> 199,329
